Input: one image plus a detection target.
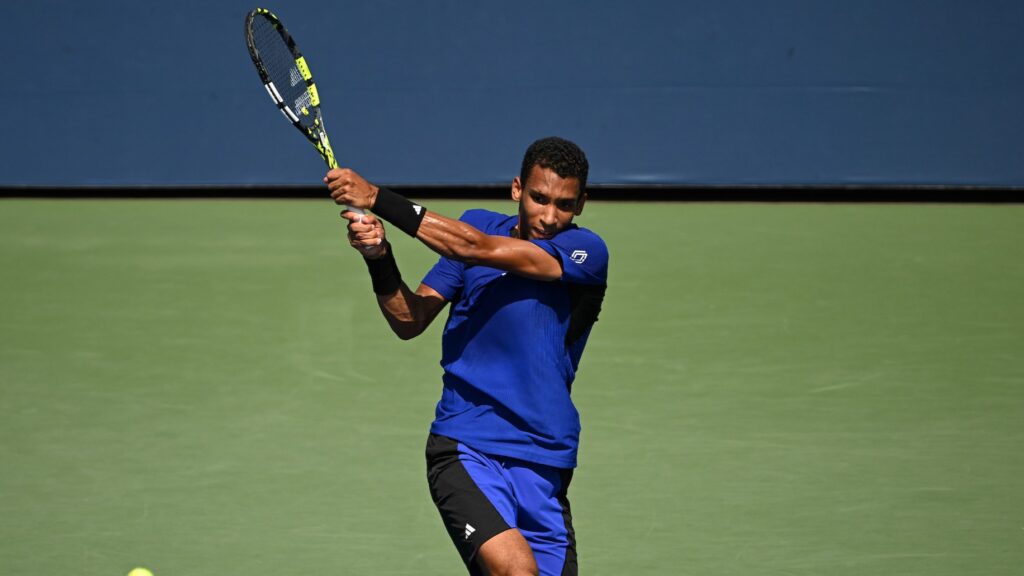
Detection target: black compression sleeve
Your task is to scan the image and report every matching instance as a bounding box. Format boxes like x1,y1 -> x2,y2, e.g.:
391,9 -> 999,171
364,243 -> 403,295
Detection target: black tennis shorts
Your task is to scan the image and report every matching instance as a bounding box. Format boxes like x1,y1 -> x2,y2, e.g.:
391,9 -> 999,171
425,433 -> 577,576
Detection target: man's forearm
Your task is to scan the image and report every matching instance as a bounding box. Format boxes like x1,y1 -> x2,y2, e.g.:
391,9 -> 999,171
369,187 -> 561,281
370,188 -> 493,262
376,284 -> 430,340
415,212 -> 494,264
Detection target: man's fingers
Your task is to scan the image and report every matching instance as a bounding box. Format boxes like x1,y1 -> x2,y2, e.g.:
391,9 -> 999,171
342,211 -> 380,225
341,207 -> 383,254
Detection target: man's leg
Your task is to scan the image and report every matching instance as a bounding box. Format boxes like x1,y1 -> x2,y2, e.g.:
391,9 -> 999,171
425,435 -> 574,576
426,435 -> 520,575
477,528 -> 538,576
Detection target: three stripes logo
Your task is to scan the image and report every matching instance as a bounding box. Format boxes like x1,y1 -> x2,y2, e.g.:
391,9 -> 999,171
464,523 -> 476,540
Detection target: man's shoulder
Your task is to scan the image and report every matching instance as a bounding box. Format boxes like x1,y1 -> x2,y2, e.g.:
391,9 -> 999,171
552,225 -> 608,258
542,225 -> 609,283
560,224 -> 605,244
459,208 -> 515,232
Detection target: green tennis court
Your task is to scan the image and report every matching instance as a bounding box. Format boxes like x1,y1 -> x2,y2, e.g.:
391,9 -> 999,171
2,199 -> 1021,575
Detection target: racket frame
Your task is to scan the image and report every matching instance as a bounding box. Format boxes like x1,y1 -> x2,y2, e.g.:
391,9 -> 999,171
244,8 -> 365,215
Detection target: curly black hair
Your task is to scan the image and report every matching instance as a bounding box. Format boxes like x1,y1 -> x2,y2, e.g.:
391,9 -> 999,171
519,136 -> 589,195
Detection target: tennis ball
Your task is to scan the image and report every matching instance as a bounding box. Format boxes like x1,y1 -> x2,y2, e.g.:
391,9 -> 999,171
127,568 -> 153,576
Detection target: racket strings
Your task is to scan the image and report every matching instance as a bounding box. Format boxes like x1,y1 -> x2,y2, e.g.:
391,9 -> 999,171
250,15 -> 318,129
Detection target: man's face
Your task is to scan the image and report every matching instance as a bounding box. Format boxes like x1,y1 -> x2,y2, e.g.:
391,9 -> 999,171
511,164 -> 586,240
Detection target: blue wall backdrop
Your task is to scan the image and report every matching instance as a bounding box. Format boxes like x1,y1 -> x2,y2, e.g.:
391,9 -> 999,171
2,1 -> 1022,187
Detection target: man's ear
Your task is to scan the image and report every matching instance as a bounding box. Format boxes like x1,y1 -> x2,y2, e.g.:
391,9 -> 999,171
575,192 -> 587,216
511,176 -> 523,202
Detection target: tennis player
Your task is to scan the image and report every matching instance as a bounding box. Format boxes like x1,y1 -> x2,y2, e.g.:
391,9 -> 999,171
326,137 -> 607,576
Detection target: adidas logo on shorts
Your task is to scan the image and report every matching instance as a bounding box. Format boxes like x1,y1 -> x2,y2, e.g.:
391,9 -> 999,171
464,523 -> 476,540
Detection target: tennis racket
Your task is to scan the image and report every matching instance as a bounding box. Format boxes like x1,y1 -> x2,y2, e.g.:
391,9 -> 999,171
244,7 -> 364,215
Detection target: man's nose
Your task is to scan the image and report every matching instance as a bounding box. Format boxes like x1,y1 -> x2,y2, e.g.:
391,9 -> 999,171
540,206 -> 557,226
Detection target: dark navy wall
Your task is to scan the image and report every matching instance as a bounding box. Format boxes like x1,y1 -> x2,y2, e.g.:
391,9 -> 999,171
2,1 -> 1023,187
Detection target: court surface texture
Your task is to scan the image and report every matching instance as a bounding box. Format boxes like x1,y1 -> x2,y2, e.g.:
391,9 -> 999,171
2,199 -> 1021,575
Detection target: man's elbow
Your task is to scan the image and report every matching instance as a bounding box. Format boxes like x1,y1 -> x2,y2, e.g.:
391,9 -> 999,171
394,328 -> 420,341
390,321 -> 425,341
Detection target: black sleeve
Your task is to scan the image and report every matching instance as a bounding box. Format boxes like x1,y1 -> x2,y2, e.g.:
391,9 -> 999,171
565,283 -> 607,346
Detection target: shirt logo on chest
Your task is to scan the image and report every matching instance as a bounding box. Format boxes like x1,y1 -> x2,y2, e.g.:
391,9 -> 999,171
570,250 -> 588,264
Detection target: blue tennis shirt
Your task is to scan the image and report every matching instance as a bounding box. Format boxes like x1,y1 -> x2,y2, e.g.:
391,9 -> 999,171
423,209 -> 608,469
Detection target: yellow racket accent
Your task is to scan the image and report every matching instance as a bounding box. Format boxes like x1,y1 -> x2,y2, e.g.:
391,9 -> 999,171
319,136 -> 338,169
296,57 -> 312,81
